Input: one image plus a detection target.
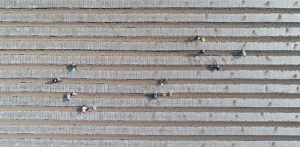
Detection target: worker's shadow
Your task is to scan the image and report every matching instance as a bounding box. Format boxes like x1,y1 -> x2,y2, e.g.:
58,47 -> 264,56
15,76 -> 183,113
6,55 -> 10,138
185,53 -> 200,57
76,107 -> 82,114
45,81 -> 54,85
62,94 -> 69,102
233,55 -> 242,59
206,65 -> 215,72
231,51 -> 243,59
186,50 -> 207,57
66,65 -> 73,72
184,37 -> 198,44
145,94 -> 155,102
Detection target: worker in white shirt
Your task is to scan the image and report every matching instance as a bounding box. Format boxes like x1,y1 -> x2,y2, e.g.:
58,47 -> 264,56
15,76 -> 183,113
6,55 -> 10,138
82,105 -> 89,114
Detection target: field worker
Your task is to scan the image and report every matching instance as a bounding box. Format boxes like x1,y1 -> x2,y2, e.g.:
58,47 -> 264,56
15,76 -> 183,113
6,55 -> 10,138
200,49 -> 205,55
161,78 -> 168,85
241,49 -> 246,57
82,105 -> 88,114
71,63 -> 77,70
66,92 -> 77,101
71,92 -> 77,96
215,63 -> 220,71
52,78 -> 62,83
153,92 -> 158,100
66,93 -> 71,101
196,36 -> 206,42
200,37 -> 205,42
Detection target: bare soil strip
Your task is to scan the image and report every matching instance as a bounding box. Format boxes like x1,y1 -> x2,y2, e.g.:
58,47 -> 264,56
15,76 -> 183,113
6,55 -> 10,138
1,8 -> 300,14
0,36 -> 299,43
1,97 -> 300,108
0,0 -> 299,9
0,92 -> 298,99
1,22 -> 300,28
0,134 -> 299,141
0,27 -> 298,37
1,120 -> 299,127
0,64 -> 299,71
2,49 -> 300,56
0,125 -> 298,136
0,79 -> 299,85
1,12 -> 299,23
1,139 -> 299,147
1,106 -> 300,113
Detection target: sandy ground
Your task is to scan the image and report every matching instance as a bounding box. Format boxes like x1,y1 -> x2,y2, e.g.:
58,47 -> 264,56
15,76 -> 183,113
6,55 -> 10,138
0,7 -> 300,142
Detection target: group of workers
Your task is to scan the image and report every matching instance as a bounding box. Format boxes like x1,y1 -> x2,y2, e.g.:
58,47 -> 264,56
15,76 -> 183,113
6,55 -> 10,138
153,78 -> 172,100
196,36 -> 246,71
52,38 -> 246,110
51,63 -> 91,113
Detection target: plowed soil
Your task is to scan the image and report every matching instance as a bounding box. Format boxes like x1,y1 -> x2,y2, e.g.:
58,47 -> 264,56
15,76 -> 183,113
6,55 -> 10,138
0,7 -> 299,142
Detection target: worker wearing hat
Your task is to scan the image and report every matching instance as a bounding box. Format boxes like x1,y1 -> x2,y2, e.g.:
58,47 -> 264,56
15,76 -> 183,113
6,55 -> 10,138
241,49 -> 246,57
161,78 -> 168,85
66,93 -> 71,101
82,105 -> 89,114
215,63 -> 220,71
52,77 -> 62,83
71,63 -> 77,70
196,36 -> 206,42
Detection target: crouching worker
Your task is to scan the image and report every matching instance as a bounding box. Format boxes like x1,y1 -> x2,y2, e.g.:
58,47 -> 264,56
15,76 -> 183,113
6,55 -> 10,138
241,49 -> 246,57
66,92 -> 77,101
153,92 -> 158,100
66,93 -> 71,101
199,49 -> 205,55
52,78 -> 62,83
71,63 -> 77,71
196,36 -> 206,42
82,105 -> 89,114
160,78 -> 168,85
215,63 -> 220,71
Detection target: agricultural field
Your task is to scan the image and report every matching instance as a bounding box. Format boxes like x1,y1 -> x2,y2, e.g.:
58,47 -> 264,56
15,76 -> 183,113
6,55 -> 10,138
0,0 -> 300,146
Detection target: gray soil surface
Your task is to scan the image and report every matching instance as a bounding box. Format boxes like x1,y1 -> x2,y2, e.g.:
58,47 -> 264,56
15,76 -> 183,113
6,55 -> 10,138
0,6 -> 300,143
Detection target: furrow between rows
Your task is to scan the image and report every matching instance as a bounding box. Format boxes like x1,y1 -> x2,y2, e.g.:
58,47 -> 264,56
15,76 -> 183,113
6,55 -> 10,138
0,83 -> 299,93
1,0 -> 298,9
0,69 -> 299,80
1,97 -> 299,108
1,134 -> 299,141
0,13 -> 299,23
2,119 -> 300,127
0,125 -> 299,136
1,139 -> 299,147
0,41 -> 298,51
0,55 -> 299,65
0,27 -> 298,37
0,111 -> 299,122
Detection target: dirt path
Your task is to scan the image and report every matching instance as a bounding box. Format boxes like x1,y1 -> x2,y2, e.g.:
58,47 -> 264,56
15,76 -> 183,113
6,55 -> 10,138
1,119 -> 299,127
2,49 -> 300,56
0,78 -> 299,85
0,64 -> 299,71
2,105 -> 300,113
1,8 -> 300,14
1,134 -> 299,141
0,92 -> 299,99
